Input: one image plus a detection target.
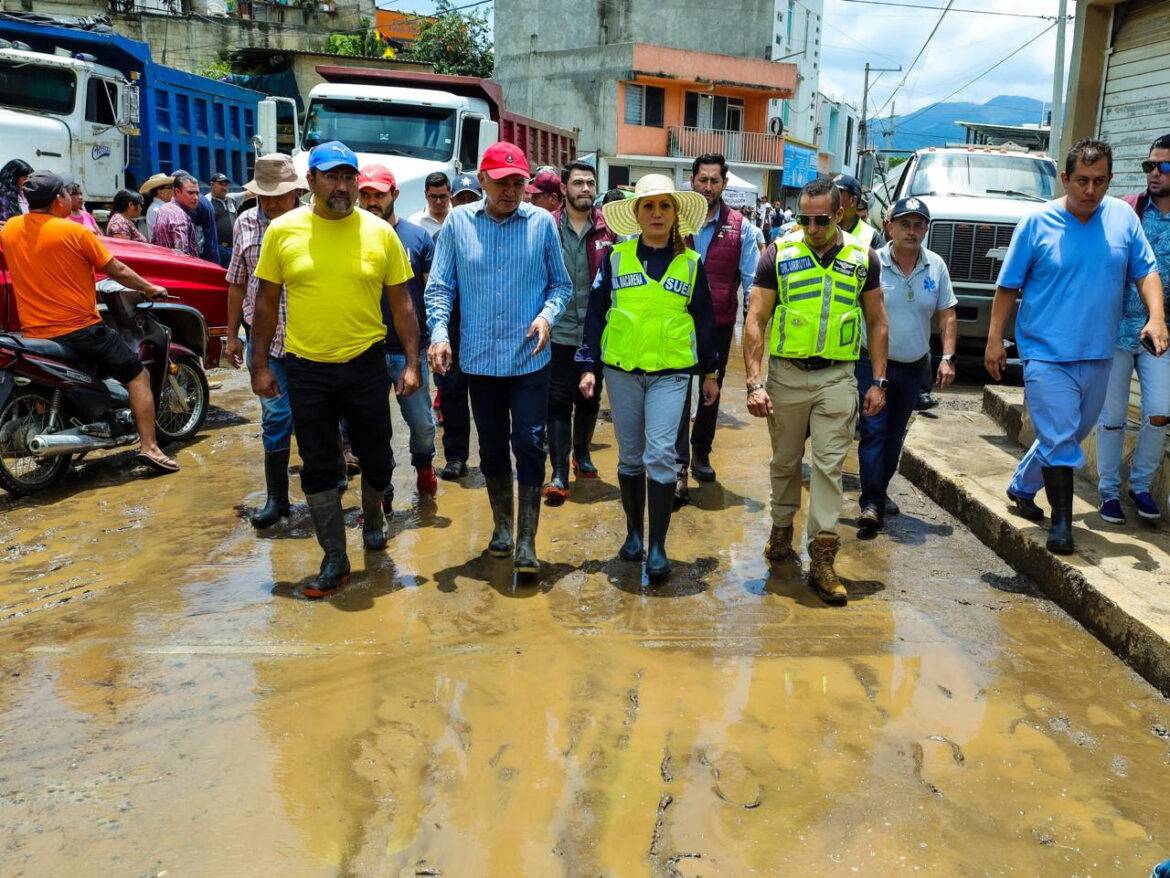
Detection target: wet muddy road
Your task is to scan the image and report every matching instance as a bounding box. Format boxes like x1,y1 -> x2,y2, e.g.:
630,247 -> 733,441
2,347 -> 1169,877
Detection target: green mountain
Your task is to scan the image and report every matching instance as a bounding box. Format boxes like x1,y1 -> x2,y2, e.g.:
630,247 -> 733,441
875,95 -> 1048,153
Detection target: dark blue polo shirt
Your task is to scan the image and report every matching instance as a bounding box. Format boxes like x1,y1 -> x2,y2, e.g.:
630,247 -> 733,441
383,216 -> 434,353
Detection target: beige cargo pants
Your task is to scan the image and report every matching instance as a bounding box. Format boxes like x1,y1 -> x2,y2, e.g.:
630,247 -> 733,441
765,358 -> 858,538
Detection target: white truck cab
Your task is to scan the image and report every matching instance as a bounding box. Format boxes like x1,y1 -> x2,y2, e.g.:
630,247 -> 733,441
278,82 -> 498,220
0,44 -> 136,204
873,146 -> 1059,356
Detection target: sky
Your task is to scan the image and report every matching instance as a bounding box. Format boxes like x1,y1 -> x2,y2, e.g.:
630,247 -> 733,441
374,0 -> 1072,117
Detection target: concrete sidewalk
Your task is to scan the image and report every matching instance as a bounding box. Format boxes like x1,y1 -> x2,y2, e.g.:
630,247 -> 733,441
899,388 -> 1170,696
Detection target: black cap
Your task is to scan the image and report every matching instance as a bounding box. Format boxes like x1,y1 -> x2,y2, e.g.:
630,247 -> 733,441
23,171 -> 72,210
210,172 -> 229,184
833,174 -> 863,197
889,196 -> 931,222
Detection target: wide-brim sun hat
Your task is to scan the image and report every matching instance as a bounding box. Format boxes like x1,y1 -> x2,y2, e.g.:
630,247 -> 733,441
244,153 -> 305,197
601,174 -> 707,237
139,173 -> 175,195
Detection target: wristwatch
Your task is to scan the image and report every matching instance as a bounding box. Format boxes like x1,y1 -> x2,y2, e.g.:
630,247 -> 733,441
746,382 -> 765,394
873,377 -> 890,391
940,353 -> 956,364
704,372 -> 719,381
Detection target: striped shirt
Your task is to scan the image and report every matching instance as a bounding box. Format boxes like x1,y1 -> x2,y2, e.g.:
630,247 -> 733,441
425,201 -> 572,377
225,206 -> 287,357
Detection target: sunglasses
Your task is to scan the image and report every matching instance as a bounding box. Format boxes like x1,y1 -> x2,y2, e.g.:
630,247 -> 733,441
796,214 -> 833,228
1142,160 -> 1170,174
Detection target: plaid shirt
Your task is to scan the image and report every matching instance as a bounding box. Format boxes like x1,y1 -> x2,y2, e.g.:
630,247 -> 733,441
150,200 -> 198,256
226,206 -> 286,357
105,212 -> 146,243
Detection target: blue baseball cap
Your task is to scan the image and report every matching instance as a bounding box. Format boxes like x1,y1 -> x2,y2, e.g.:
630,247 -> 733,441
452,174 -> 482,198
308,140 -> 359,172
889,196 -> 930,222
833,174 -> 863,197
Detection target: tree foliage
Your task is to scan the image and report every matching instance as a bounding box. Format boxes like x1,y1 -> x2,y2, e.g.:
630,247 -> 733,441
402,0 -> 494,78
323,18 -> 387,58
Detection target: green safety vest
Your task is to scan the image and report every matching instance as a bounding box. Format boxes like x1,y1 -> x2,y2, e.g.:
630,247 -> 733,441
849,217 -> 877,249
770,229 -> 868,361
601,238 -> 700,372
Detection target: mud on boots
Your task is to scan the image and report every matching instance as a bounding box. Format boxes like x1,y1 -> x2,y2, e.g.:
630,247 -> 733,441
572,408 -> 601,479
543,418 -> 571,506
251,448 -> 291,529
485,476 -> 515,557
807,535 -> 848,605
360,478 -> 388,551
764,524 -> 798,563
617,471 -> 646,561
645,478 -> 675,583
1041,466 -> 1076,554
514,484 -> 542,574
304,488 -> 351,599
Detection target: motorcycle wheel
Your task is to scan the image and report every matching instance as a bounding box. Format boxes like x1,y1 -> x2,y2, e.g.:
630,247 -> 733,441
0,390 -> 71,496
155,356 -> 209,444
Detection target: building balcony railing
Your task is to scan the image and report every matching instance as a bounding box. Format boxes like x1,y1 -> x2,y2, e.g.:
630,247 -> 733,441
668,126 -> 784,166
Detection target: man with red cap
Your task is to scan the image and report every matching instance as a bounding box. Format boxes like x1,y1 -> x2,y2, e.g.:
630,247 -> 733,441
358,163 -> 439,508
425,143 -> 573,575
526,169 -> 563,213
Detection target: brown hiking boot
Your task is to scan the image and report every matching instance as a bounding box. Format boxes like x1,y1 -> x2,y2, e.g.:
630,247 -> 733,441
764,525 -> 797,562
807,535 -> 848,605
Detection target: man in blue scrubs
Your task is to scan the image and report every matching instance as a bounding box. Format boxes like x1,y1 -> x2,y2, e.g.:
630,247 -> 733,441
985,139 -> 1166,555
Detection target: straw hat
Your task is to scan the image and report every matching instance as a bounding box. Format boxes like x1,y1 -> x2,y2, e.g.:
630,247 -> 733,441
243,153 -> 305,197
139,173 -> 174,195
601,173 -> 708,237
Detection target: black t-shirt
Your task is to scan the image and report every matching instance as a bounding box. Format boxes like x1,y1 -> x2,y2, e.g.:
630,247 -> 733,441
753,233 -> 881,293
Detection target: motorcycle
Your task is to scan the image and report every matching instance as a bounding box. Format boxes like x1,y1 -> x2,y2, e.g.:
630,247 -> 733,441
0,280 -> 210,496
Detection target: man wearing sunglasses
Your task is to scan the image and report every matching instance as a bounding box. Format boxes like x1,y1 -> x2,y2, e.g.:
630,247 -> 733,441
986,138 -> 1166,557
743,175 -> 890,605
1094,134 -> 1170,527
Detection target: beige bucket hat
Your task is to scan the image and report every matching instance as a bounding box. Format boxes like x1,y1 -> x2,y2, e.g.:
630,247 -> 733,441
601,173 -> 708,237
243,153 -> 305,197
139,173 -> 174,195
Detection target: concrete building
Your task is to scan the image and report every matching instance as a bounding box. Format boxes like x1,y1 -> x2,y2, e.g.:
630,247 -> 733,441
814,91 -> 858,177
1062,0 -> 1170,193
770,0 -> 823,146
496,0 -> 797,191
956,120 -> 1050,153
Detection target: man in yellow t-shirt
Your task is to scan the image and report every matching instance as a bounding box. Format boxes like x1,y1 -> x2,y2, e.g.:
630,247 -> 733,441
251,140 -> 421,599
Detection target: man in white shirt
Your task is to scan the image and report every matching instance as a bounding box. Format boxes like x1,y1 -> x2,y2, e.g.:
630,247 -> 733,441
140,173 -> 175,239
408,172 -> 451,238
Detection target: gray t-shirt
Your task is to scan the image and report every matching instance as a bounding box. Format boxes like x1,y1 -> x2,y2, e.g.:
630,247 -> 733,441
874,242 -> 957,363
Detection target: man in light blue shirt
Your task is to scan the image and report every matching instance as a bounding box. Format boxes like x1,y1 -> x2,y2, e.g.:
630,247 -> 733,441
675,153 -> 762,498
985,139 -> 1166,555
425,142 -> 572,575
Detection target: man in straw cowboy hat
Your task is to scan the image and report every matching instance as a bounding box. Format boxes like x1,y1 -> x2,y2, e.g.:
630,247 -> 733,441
252,141 -> 421,599
225,153 -> 305,530
139,172 -> 174,240
576,173 -> 719,583
425,142 -> 573,575
743,175 -> 889,605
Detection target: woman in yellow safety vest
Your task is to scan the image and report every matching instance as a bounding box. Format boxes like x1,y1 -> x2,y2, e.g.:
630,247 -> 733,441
576,174 -> 720,583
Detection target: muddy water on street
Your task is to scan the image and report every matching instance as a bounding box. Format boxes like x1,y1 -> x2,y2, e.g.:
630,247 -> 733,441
1,346 -> 1169,877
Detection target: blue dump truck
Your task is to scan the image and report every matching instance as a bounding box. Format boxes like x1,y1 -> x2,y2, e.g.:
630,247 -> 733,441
0,13 -> 263,204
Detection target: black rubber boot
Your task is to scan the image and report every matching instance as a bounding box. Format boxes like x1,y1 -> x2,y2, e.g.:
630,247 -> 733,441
690,448 -> 716,483
304,488 -> 351,599
617,472 -> 646,561
250,448 -> 290,529
361,479 -> 387,551
646,478 -> 675,583
544,418 -> 571,506
1042,465 -> 1075,555
514,484 -> 542,574
485,476 -> 515,557
572,408 -> 600,478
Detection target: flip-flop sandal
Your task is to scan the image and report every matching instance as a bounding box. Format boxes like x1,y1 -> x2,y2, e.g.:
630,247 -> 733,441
136,451 -> 180,473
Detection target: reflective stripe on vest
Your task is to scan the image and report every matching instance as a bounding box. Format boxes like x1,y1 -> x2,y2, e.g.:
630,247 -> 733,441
770,229 -> 867,361
601,238 -> 700,372
850,218 -> 877,249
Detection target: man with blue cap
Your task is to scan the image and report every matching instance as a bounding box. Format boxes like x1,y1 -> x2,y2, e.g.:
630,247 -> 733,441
833,174 -> 880,250
251,140 -> 422,599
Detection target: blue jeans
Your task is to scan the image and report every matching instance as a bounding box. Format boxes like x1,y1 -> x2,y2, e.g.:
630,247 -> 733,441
246,340 -> 293,453
606,367 -> 690,484
1009,359 -> 1112,499
855,354 -> 922,509
386,352 -> 436,467
467,366 -> 550,487
1095,346 -> 1170,500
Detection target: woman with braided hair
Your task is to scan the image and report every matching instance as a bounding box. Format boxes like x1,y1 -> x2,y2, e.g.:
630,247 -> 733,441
576,174 -> 720,583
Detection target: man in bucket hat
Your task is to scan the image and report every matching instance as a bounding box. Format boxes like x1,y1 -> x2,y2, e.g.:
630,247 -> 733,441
425,142 -> 573,575
225,153 -> 305,530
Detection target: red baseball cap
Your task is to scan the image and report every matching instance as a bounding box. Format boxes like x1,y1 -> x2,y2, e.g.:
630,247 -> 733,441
357,163 -> 396,193
480,142 -> 530,180
525,169 -> 562,195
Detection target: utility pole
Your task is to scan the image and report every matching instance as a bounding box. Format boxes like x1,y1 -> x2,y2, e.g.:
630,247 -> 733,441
1049,0 -> 1069,156
857,62 -> 902,175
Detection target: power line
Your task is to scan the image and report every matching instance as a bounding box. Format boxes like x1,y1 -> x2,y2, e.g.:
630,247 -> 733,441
873,0 -> 952,117
841,0 -> 1066,19
890,21 -> 1057,134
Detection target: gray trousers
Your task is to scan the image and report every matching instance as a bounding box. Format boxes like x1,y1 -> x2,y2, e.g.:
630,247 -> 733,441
605,367 -> 690,483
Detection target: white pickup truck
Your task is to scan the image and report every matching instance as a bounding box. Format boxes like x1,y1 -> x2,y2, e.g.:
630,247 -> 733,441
871,146 -> 1059,358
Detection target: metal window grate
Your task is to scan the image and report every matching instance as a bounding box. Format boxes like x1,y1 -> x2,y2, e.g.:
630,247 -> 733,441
927,221 -> 1017,285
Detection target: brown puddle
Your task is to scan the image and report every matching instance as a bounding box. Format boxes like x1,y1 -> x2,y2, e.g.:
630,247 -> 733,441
1,345 -> 1168,876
